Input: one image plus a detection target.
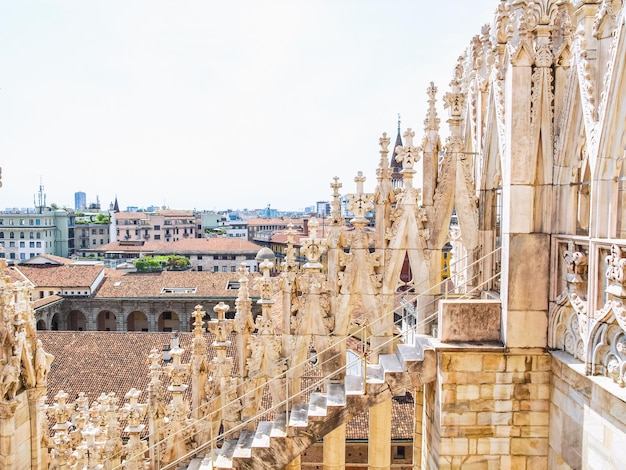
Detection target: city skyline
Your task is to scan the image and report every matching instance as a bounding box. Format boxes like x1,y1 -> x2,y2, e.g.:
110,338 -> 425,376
1,1 -> 498,212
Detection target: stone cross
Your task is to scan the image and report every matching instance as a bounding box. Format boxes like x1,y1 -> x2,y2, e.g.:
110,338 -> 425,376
395,128 -> 421,170
346,172 -> 374,223
192,305 -> 206,334
257,259 -> 275,301
210,302 -> 232,344
301,218 -> 327,267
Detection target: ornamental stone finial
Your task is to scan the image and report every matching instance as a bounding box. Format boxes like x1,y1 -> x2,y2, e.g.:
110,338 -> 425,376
346,172 -> 374,224
301,218 -> 327,268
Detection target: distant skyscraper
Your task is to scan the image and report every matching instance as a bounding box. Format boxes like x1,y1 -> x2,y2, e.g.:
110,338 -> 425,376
75,191 -> 86,211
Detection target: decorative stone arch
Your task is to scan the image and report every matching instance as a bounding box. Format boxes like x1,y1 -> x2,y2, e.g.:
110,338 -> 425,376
127,310 -> 149,332
67,310 -> 87,331
96,310 -> 117,331
51,312 -> 60,330
158,311 -> 180,332
36,319 -> 46,331
548,298 -> 584,361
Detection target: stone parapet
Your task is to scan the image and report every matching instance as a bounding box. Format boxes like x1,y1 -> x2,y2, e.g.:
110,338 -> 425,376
549,350 -> 626,469
424,348 -> 551,469
438,300 -> 502,343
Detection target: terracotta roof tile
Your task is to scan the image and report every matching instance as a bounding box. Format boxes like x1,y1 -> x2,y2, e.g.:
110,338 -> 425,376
15,265 -> 104,289
39,331 -> 414,440
94,271 -> 260,299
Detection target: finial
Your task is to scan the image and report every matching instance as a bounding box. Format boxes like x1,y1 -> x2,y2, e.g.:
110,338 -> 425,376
397,113 -> 401,133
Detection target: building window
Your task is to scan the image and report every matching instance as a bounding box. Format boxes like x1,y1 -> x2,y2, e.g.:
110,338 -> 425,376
19,241 -> 25,248
0,233 -> 3,239
36,219 -> 41,226
154,225 -> 160,230
231,265 -> 236,272
9,241 -> 15,247
393,446 -> 406,460
29,242 -> 35,248
197,266 -> 203,271
213,266 -> 218,272
9,232 -> 14,239
29,219 -> 34,225
222,266 -> 227,272
20,232 -> 24,239
154,235 -> 161,240
36,242 -> 41,248
163,312 -> 172,320
36,233 -> 41,239
161,288 -> 197,294
19,253 -> 25,260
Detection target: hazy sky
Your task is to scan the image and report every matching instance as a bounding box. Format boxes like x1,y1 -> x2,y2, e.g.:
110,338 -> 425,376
1,0 -> 497,212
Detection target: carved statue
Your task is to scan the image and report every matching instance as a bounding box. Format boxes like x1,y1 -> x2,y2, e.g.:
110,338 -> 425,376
0,355 -> 21,401
35,339 -> 54,385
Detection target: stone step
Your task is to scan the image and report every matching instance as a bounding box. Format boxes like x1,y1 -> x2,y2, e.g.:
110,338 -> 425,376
214,439 -> 237,469
288,403 -> 309,427
232,430 -> 255,459
307,392 -> 327,417
380,353 -> 404,373
325,382 -> 346,407
252,421 -> 273,448
396,343 -> 424,365
270,412 -> 287,437
365,363 -> 384,383
345,374 -> 364,395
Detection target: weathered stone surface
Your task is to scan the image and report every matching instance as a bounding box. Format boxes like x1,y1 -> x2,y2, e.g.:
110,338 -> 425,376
438,300 -> 502,343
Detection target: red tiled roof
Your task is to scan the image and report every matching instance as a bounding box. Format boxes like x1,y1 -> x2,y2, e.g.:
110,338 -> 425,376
39,331 -> 414,440
33,294 -> 64,309
20,254 -> 74,266
94,271 -> 260,299
15,265 -> 104,289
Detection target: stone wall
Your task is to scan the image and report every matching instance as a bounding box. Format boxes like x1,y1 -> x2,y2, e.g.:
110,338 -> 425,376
424,348 -> 552,469
0,390 -> 42,470
549,350 -> 626,469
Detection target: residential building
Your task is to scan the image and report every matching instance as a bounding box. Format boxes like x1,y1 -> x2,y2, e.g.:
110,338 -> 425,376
0,207 -> 75,262
88,237 -> 263,272
246,217 -> 304,242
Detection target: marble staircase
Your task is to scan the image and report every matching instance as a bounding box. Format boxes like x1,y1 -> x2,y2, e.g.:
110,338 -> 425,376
183,336 -> 436,470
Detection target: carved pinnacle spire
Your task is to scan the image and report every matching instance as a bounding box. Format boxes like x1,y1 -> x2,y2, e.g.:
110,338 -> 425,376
424,82 -> 440,133
330,177 -> 343,225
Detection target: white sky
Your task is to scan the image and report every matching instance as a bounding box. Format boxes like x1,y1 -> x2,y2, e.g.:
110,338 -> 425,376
0,0 -> 497,212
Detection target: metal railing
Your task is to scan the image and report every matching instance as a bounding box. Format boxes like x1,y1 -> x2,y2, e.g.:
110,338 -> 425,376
108,245 -> 502,469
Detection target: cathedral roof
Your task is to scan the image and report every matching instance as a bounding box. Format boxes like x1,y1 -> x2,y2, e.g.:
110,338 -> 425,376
39,331 -> 414,440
